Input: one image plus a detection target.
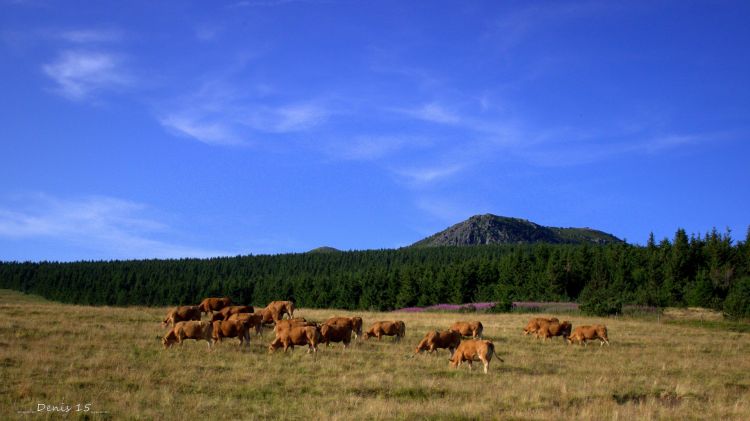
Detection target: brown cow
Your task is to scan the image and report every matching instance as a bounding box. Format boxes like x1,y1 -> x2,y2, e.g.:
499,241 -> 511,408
323,316 -> 363,340
162,305 -> 201,327
320,323 -> 353,348
415,330 -> 462,357
274,318 -> 312,330
198,297 -> 232,315
212,319 -> 250,349
211,305 -> 255,322
268,324 -> 321,353
162,321 -> 213,349
449,321 -> 484,339
259,308 -> 277,325
280,300 -> 295,318
228,312 -> 264,336
536,320 -> 572,341
522,317 -> 559,336
363,321 -> 405,342
567,324 -> 610,346
449,339 -> 502,374
265,300 -> 295,321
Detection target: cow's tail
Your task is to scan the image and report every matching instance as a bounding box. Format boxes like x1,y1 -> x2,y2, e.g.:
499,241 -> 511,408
489,342 -> 504,363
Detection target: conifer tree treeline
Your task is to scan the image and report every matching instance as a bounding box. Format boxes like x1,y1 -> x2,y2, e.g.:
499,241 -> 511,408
1,228 -> 748,317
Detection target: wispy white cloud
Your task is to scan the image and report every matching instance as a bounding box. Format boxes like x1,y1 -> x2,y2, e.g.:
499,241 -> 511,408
158,78 -> 332,145
393,163 -> 464,184
42,49 -> 131,101
243,103 -> 330,133
325,136 -> 416,161
159,114 -> 240,146
58,28 -> 123,44
512,129 -> 728,167
488,1 -> 620,52
642,134 -> 709,154
195,24 -> 221,42
414,196 -> 487,224
383,96 -> 724,171
0,194 -> 229,260
396,102 -> 462,125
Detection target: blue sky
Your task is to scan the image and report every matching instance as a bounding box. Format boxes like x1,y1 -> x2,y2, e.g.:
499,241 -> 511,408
1,0 -> 748,261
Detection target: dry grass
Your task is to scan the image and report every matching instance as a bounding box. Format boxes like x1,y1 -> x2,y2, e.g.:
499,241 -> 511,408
663,307 -> 724,322
1,289 -> 749,420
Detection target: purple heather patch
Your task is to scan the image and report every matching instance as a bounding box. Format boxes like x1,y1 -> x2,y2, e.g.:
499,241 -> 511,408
395,301 -> 591,313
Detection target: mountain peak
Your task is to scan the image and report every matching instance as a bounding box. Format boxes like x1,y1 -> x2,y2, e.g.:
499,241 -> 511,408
308,246 -> 341,253
412,214 -> 623,247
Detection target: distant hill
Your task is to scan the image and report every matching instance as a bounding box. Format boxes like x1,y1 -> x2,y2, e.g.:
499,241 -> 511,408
308,246 -> 341,254
411,214 -> 623,247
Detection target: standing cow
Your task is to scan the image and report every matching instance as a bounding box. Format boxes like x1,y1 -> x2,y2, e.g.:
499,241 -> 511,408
567,324 -> 610,346
162,306 -> 201,327
449,321 -> 484,339
363,321 -> 405,342
198,297 -> 233,316
263,300 -> 295,322
162,321 -> 213,350
323,316 -> 363,341
536,320 -> 572,341
522,317 -> 559,336
415,330 -> 461,357
449,339 -> 502,374
269,323 -> 321,354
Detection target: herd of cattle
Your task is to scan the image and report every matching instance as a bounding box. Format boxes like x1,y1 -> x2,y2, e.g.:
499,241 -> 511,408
160,297 -> 610,374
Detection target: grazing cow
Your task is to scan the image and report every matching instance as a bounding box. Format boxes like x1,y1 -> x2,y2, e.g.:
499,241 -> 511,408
162,321 -> 213,349
323,316 -> 363,340
211,305 -> 255,322
280,300 -> 295,318
449,321 -> 484,339
415,330 -> 462,357
212,320 -> 251,349
273,318 -> 313,334
522,317 -> 559,336
363,321 -> 405,342
162,305 -> 201,327
268,324 -> 321,353
265,301 -> 295,321
228,312 -> 264,336
259,308 -> 277,326
536,320 -> 572,341
449,339 -> 502,374
567,324 -> 610,346
320,323 -> 353,348
198,297 -> 233,315
351,317 -> 363,340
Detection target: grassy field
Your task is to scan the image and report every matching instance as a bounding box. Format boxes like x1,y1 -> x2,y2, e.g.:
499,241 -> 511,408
1,289 -> 749,420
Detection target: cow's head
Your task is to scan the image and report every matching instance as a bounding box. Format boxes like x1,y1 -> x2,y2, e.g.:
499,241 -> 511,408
448,353 -> 460,368
162,335 -> 177,349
